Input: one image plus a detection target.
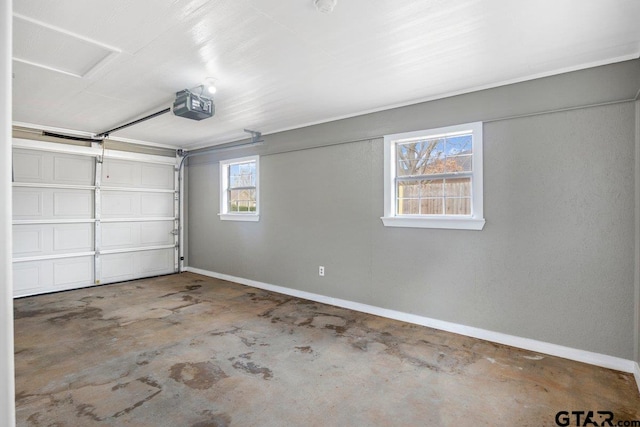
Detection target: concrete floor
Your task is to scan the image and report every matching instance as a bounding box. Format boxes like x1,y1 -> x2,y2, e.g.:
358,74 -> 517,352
14,272 -> 640,426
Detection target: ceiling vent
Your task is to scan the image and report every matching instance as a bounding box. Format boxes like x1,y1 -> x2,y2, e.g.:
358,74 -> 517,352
173,89 -> 215,121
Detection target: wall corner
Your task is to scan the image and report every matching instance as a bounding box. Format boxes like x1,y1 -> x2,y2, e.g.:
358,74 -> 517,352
1,0 -> 15,425
635,99 -> 640,365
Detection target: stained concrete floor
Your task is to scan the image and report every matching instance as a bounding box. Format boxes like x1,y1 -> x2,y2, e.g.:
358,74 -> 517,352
14,273 -> 640,427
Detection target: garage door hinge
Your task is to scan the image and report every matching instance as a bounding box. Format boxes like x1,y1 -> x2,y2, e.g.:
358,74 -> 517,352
96,155 -> 103,164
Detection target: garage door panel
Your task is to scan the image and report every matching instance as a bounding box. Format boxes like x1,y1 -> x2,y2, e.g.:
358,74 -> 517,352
102,160 -> 135,186
13,149 -> 94,185
13,189 -> 43,218
102,221 -> 173,250
140,221 -> 174,246
102,253 -> 135,283
101,248 -> 174,284
140,248 -> 174,275
14,188 -> 94,220
53,257 -> 93,288
101,223 -> 135,249
140,193 -> 174,216
13,224 -> 94,258
53,191 -> 94,217
13,263 -> 44,296
102,193 -> 135,217
103,159 -> 174,190
102,192 -> 173,218
53,155 -> 94,184
13,151 -> 43,181
13,227 -> 43,255
140,163 -> 174,189
53,224 -> 94,252
14,256 -> 94,296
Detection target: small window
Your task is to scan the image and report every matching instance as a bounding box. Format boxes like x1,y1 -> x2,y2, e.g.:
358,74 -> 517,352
219,155 -> 259,222
382,122 -> 485,230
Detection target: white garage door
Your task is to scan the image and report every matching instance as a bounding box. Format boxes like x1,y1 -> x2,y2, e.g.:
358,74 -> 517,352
12,139 -> 179,297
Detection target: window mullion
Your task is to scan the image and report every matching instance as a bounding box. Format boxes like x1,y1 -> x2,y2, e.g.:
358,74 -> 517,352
418,178 -> 422,215
397,172 -> 472,181
441,178 -> 446,215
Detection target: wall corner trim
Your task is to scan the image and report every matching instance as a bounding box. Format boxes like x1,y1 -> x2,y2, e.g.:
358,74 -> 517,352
185,266 -> 639,386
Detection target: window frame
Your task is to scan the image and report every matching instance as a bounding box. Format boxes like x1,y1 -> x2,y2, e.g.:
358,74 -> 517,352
219,155 -> 260,222
381,122 -> 485,230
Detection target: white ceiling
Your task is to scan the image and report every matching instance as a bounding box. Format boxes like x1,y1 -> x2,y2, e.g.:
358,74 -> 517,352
12,0 -> 640,149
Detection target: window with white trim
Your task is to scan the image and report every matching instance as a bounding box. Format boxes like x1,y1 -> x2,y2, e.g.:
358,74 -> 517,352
219,155 -> 259,222
382,122 -> 485,230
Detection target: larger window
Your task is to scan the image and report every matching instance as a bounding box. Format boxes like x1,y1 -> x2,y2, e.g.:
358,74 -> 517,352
219,155 -> 259,222
382,122 -> 485,230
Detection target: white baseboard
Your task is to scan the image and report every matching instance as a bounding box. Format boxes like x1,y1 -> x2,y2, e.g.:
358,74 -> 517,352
185,266 -> 640,393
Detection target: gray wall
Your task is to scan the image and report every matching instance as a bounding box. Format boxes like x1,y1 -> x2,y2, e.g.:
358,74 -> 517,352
187,60 -> 640,360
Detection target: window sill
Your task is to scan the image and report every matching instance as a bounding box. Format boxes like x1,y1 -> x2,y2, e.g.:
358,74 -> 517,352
380,216 -> 485,230
219,213 -> 260,222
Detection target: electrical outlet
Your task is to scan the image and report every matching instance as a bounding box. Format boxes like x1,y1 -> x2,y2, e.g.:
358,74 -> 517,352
319,266 -> 325,277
